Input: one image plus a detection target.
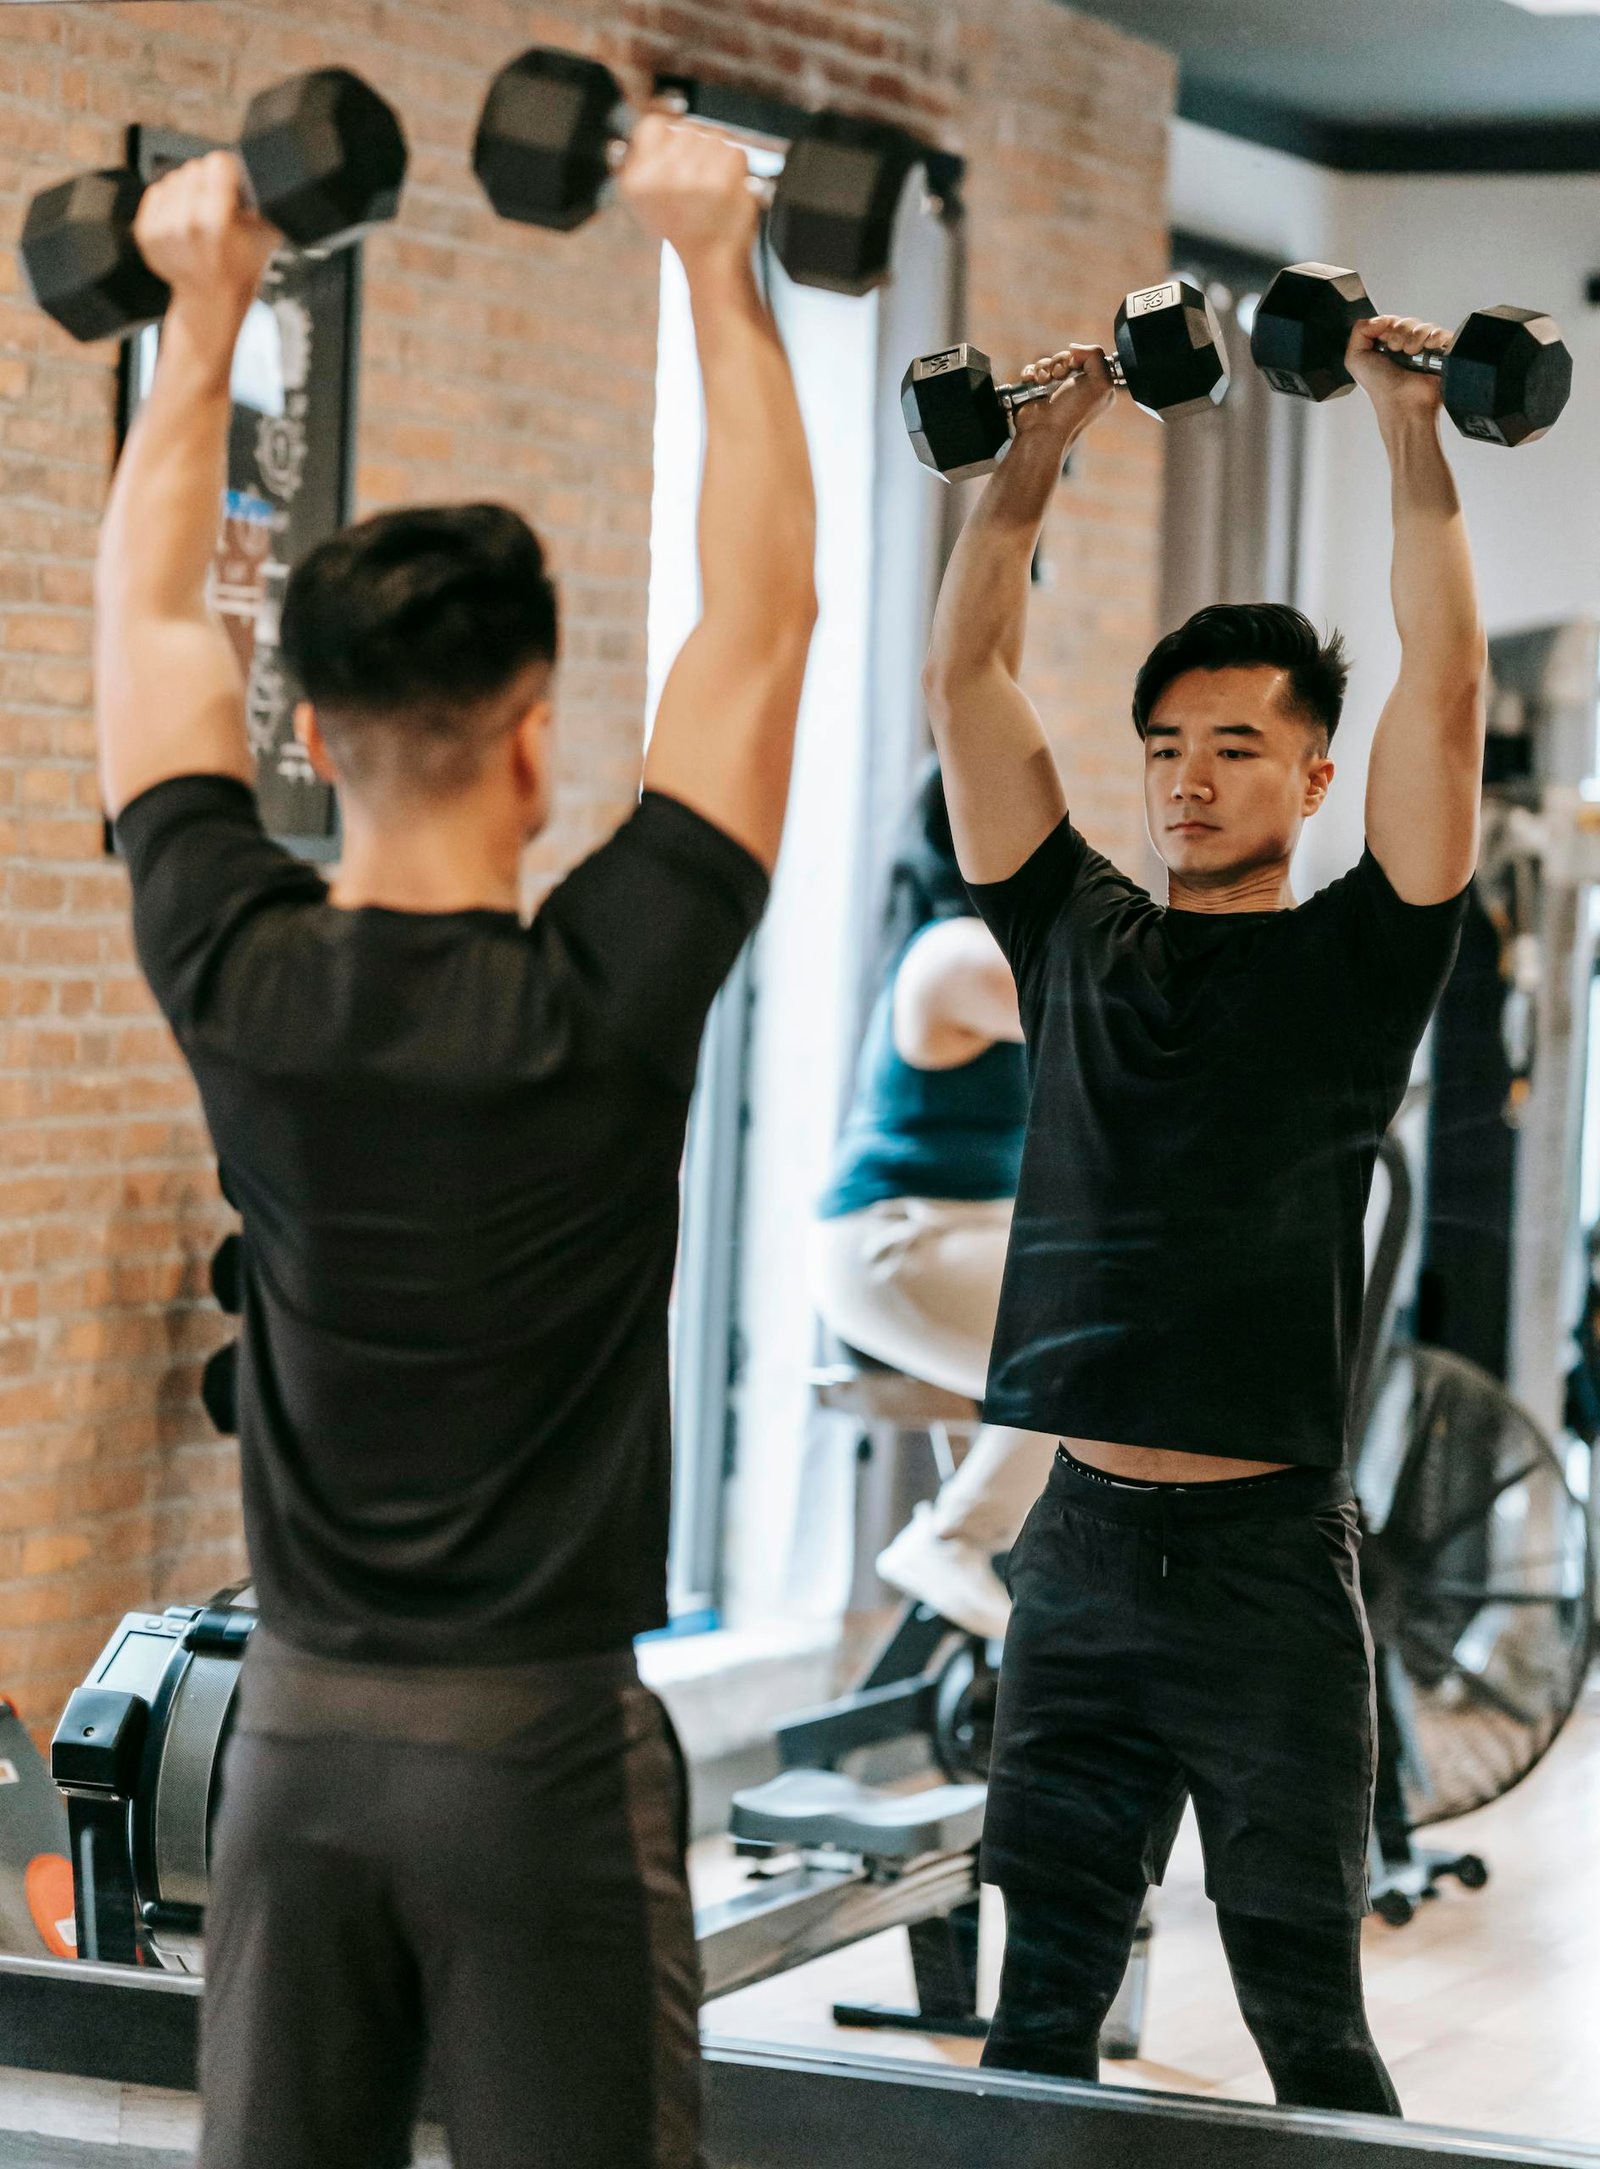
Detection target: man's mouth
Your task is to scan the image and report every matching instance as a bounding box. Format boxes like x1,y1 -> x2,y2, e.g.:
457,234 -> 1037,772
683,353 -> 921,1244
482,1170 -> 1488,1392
1169,820 -> 1219,836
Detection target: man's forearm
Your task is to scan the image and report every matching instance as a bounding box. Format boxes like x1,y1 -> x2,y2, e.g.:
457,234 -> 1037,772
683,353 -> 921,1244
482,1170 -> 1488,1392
1384,415 -> 1486,684
689,253 -> 816,641
97,305 -> 234,620
638,239 -> 815,870
926,429 -> 1063,692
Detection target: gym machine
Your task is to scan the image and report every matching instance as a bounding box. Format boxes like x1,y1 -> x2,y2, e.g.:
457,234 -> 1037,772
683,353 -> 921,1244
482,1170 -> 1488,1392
49,1590 -> 991,2031
1420,621 -> 1600,1585
0,1958 -> 1586,2169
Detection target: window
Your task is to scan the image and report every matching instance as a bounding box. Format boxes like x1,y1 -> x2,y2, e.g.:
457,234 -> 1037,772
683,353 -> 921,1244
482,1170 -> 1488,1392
651,181 -> 957,1631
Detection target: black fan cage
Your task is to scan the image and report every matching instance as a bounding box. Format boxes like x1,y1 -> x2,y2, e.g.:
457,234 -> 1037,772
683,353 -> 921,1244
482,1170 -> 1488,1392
1356,1342 -> 1594,1828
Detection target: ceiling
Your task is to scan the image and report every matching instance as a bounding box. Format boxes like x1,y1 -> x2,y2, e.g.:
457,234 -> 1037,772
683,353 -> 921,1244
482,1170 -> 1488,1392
1061,0 -> 1600,170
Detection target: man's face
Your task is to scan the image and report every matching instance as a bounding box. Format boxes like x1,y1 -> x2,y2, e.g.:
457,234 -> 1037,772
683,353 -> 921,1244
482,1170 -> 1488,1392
1142,666 -> 1334,887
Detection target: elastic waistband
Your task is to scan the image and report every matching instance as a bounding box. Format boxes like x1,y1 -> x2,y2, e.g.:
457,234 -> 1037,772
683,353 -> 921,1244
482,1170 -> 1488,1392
237,1627 -> 640,1748
1049,1446 -> 1352,1528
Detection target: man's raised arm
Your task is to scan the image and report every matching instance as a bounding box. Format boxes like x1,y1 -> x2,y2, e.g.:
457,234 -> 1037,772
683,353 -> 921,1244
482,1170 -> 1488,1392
95,154 -> 275,819
1355,314 -> 1489,906
629,118 -> 817,874
922,346 -> 1115,884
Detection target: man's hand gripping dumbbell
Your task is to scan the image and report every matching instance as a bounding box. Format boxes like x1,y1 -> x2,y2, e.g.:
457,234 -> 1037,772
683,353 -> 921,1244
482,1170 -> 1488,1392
901,278 -> 1230,481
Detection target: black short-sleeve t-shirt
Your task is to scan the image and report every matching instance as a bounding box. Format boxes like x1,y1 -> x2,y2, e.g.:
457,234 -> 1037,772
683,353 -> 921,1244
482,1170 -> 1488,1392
118,775 -> 768,1665
968,815 -> 1467,1467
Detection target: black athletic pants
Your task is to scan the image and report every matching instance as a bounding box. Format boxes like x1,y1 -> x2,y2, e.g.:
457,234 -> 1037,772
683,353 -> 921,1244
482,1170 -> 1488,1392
980,1448 -> 1400,2116
198,1634 -> 702,2169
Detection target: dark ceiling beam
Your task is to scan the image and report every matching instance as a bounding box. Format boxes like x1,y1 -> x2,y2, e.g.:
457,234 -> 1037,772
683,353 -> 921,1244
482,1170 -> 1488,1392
1178,75 -> 1600,175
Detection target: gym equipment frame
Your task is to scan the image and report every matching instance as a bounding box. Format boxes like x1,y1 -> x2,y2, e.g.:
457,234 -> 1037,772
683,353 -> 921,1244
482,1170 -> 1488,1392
0,1958 -> 1590,2169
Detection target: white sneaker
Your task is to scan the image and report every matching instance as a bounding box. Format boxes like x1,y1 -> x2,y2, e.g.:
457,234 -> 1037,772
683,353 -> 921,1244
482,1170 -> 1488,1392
875,1504 -> 1011,1641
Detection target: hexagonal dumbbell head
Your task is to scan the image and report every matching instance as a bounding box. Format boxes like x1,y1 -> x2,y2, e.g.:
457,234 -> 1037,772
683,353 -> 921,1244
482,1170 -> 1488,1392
240,68 -> 407,251
1250,263 -> 1372,402
474,48 -> 624,231
20,167 -> 167,342
768,113 -> 921,297
901,346 -> 1011,482
1442,306 -> 1572,449
1114,279 -> 1229,418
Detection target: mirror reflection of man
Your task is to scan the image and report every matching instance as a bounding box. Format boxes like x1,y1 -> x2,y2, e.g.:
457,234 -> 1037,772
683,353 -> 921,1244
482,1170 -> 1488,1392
925,316 -> 1482,2111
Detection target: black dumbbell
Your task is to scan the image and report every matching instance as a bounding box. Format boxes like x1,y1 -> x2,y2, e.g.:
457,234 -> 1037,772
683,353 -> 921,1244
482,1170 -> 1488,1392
1250,263 -> 1572,449
473,47 -> 925,297
21,68 -> 407,344
901,280 -> 1230,483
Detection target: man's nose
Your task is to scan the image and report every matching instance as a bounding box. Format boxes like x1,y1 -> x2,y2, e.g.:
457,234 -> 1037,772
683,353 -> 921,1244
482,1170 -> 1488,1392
1170,760 -> 1215,803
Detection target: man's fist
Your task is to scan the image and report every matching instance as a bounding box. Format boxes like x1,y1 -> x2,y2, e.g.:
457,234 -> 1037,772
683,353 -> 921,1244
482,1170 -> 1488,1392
1013,344 -> 1117,446
617,114 -> 758,267
1345,314 -> 1448,427
134,152 -> 278,322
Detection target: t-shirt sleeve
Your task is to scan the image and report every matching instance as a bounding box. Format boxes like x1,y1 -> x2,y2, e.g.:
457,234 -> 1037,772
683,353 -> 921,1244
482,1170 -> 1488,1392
1328,845 -> 1469,1064
964,813 -> 1097,995
115,774 -> 328,1035
537,789 -> 770,1096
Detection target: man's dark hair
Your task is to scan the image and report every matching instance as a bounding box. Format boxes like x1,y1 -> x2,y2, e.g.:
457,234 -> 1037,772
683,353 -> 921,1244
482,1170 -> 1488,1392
280,502 -> 560,796
1132,603 -> 1349,745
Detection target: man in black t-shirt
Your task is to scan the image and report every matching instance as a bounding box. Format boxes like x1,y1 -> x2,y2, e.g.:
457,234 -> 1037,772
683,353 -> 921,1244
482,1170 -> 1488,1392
923,322 -> 1483,2111
95,124 -> 816,2169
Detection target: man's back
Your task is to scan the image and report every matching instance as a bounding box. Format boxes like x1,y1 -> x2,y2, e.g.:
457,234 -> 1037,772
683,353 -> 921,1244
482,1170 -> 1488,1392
121,775 -> 767,1664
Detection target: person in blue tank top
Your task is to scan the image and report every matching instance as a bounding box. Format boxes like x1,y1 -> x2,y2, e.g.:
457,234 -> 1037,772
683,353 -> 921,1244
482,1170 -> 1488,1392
810,760 -> 1055,1640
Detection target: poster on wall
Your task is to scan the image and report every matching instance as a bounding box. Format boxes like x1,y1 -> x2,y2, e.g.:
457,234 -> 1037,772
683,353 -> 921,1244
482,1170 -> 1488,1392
118,125 -> 358,860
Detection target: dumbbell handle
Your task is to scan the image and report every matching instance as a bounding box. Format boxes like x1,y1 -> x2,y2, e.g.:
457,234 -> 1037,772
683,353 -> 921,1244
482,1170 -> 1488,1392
1375,342 -> 1446,379
1000,357 -> 1129,412
606,93 -> 777,207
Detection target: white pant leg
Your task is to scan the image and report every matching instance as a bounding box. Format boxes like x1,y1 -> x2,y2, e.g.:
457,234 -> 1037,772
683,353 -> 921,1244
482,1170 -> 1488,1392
808,1200 -> 1056,1553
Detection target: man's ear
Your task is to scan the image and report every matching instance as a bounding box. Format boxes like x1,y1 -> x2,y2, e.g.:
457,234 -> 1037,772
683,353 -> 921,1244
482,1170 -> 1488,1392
1304,756 -> 1335,816
510,695 -> 554,794
294,701 -> 339,786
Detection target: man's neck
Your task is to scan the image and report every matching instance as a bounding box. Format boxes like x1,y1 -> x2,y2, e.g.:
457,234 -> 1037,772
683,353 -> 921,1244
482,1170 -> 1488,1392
329,808 -> 524,916
1165,859 -> 1296,914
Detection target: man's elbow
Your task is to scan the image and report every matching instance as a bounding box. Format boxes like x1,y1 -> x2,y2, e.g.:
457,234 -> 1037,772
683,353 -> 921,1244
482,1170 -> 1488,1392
1453,639 -> 1490,739
94,549 -> 153,626
922,651 -> 983,725
921,654 -> 953,722
757,581 -> 817,668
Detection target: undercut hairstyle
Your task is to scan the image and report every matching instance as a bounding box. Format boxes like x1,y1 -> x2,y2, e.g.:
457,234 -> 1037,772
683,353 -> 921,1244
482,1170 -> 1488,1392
1131,603 -> 1350,746
279,502 -> 560,798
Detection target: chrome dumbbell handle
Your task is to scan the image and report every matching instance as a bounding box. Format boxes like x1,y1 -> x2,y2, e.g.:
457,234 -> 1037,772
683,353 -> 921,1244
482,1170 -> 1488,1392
998,355 -> 1129,413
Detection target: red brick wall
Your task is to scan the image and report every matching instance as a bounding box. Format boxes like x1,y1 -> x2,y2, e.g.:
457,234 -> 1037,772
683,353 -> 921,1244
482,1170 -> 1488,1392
0,0 -> 1172,1736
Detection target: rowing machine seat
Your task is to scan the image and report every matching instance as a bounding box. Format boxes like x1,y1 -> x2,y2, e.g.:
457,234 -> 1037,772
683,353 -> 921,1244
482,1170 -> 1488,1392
729,1769 -> 985,1862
